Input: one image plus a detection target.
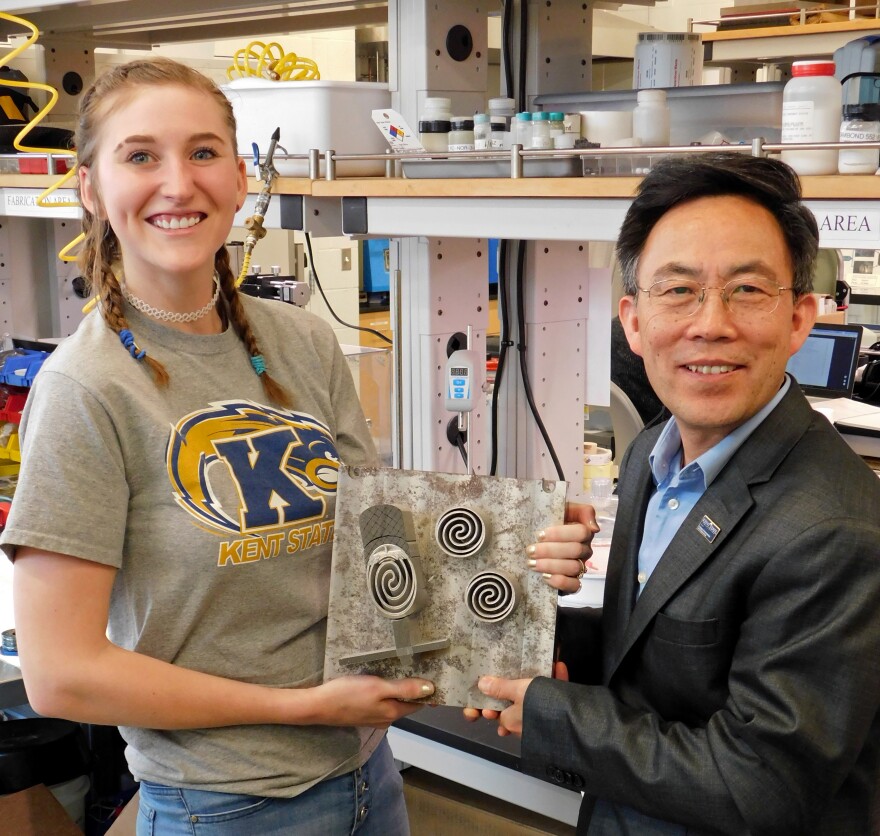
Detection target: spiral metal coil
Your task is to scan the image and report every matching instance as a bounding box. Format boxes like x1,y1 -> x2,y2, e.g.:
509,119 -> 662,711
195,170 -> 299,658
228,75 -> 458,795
366,543 -> 425,619
435,507 -> 487,558
465,570 -> 519,624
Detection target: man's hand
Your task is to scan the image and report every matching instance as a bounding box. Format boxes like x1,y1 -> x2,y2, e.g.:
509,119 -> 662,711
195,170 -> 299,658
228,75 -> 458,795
463,663 -> 567,733
475,676 -> 531,736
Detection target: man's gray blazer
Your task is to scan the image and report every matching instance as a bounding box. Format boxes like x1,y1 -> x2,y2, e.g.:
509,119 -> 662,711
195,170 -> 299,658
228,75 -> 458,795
522,384 -> 880,835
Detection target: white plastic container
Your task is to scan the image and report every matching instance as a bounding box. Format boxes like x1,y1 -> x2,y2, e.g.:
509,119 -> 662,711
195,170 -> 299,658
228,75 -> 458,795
838,102 -> 880,174
634,32 -> 703,88
49,774 -> 90,831
221,78 -> 391,177
632,89 -> 670,146
490,118 -> 509,149
781,60 -> 842,175
512,112 -> 532,148
488,97 -> 516,130
583,445 -> 613,494
530,112 -> 553,149
419,96 -> 452,153
448,117 -> 475,152
473,113 -> 491,150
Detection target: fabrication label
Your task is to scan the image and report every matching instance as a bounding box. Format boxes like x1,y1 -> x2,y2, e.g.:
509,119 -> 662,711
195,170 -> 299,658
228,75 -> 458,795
814,208 -> 880,248
1,189 -> 80,218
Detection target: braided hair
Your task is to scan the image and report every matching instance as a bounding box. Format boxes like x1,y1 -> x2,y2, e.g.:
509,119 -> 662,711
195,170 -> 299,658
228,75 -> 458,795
74,57 -> 291,407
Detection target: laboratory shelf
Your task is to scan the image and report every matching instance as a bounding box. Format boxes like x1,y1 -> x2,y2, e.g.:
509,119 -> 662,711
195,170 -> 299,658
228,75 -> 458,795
700,18 -> 880,64
0,172 -> 878,247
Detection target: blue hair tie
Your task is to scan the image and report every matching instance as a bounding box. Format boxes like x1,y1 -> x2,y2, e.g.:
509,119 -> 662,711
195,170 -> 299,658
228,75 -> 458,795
119,329 -> 146,360
250,354 -> 266,375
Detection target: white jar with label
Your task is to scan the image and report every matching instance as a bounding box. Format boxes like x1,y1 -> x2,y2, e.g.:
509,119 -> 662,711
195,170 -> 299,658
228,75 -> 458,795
838,103 -> 880,174
633,90 -> 670,147
512,112 -> 532,148
583,446 -> 613,494
490,118 -> 509,149
419,97 -> 452,153
530,112 -> 553,149
781,60 -> 842,175
473,112 -> 491,150
488,97 -> 516,130
448,117 -> 475,152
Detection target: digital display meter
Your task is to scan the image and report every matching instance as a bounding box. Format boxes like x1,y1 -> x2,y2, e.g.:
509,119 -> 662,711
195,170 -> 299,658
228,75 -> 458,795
445,350 -> 480,412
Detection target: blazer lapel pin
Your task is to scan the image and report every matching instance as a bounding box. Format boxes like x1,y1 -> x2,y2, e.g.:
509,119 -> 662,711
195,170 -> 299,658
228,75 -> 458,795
697,515 -> 721,543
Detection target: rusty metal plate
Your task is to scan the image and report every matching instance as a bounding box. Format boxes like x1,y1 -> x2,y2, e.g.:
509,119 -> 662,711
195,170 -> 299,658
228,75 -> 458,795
324,466 -> 566,709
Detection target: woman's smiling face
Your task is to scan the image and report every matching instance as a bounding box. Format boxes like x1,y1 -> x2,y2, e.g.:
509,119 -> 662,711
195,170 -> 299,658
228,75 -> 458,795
78,83 -> 247,291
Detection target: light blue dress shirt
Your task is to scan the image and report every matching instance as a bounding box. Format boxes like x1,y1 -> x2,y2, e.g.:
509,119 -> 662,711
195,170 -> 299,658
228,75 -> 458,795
635,376 -> 791,597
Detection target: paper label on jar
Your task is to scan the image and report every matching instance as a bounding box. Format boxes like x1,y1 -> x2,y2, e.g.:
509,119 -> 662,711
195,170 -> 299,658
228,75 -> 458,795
781,101 -> 815,141
840,128 -> 880,142
474,139 -> 490,150
448,143 -> 475,152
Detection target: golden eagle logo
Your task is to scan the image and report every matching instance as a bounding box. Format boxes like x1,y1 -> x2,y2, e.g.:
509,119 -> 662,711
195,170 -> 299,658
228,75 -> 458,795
166,400 -> 339,536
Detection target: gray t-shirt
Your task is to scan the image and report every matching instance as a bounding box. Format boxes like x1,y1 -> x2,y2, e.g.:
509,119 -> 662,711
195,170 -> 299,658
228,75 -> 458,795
1,295 -> 382,797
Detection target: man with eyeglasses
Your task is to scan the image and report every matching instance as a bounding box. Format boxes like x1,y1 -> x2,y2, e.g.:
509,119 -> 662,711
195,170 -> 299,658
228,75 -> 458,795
475,153 -> 880,835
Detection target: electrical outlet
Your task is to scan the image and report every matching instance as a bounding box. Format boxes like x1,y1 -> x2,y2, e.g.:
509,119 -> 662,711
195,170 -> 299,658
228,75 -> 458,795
340,248 -> 352,271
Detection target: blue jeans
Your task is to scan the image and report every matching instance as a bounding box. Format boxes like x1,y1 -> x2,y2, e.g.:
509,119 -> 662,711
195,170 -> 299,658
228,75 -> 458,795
136,738 -> 409,835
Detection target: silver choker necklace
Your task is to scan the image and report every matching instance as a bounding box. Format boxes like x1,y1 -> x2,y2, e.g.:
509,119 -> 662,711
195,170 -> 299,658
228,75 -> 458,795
122,274 -> 221,324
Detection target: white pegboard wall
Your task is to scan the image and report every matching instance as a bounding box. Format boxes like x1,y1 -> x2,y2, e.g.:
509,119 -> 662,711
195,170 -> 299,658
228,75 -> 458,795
395,236 -> 489,474
521,242 -> 590,486
53,219 -> 86,338
0,222 -> 14,334
390,0 -> 489,132
420,238 -> 489,475
37,38 -> 94,126
529,0 -> 592,96
1,217 -> 55,339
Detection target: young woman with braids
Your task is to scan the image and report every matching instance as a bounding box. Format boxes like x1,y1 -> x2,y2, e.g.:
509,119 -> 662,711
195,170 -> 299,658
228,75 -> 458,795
1,57 -> 433,835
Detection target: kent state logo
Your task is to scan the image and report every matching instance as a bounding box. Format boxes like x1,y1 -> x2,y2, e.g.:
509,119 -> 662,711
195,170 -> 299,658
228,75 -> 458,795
166,400 -> 340,539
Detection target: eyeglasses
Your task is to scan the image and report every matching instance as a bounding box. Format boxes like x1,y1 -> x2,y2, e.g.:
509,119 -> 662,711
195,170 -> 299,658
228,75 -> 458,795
638,277 -> 792,318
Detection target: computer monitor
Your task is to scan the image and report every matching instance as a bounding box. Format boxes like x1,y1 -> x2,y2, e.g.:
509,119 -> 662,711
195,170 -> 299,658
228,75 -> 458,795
786,322 -> 863,400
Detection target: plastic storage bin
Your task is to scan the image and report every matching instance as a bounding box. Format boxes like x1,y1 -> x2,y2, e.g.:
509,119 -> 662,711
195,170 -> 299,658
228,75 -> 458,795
221,78 -> 391,177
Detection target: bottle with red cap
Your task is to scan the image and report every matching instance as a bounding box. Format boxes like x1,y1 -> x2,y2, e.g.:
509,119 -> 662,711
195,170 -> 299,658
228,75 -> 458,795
781,60 -> 842,175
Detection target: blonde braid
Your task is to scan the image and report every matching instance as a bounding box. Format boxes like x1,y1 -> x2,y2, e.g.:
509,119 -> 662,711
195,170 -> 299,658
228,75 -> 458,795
100,268 -> 170,387
215,249 -> 292,408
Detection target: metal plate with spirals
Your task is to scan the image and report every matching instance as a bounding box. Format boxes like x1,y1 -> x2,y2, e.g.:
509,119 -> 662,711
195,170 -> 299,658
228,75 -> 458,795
324,466 -> 567,709
434,507 -> 487,558
465,570 -> 520,623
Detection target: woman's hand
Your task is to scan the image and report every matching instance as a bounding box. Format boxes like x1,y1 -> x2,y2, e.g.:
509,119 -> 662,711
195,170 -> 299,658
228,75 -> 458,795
304,675 -> 434,729
527,502 -> 601,594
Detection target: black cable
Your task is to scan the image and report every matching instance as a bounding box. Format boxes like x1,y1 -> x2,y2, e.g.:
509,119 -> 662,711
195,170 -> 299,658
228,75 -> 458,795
501,0 -> 514,101
515,240 -> 565,482
304,232 -> 392,345
455,432 -> 469,470
490,240 -> 511,476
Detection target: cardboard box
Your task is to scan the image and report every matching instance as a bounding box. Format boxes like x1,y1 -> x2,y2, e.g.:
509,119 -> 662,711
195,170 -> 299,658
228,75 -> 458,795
0,784 -> 82,835
221,79 -> 391,177
816,312 -> 846,324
